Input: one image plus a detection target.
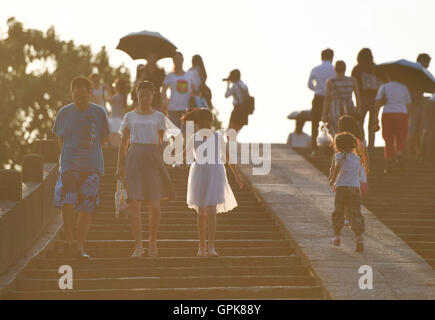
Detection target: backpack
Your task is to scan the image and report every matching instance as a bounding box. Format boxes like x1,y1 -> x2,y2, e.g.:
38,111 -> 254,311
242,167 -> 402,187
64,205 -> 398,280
237,82 -> 255,114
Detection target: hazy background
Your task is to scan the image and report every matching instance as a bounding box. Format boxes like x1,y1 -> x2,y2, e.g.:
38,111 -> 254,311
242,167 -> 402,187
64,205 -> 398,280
2,0 -> 434,144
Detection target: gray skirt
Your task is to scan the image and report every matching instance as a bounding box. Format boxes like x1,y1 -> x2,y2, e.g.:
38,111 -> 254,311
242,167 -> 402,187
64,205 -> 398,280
125,144 -> 176,201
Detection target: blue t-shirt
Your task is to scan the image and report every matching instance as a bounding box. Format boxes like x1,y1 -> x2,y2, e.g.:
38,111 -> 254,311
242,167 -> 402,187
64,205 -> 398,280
52,103 -> 110,175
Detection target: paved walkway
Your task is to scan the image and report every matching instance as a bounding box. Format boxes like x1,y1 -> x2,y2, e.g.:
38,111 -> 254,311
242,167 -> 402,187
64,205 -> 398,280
238,144 -> 435,299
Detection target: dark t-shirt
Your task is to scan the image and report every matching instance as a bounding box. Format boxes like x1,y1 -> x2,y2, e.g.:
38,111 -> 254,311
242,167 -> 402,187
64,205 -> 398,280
131,66 -> 166,109
351,65 -> 380,105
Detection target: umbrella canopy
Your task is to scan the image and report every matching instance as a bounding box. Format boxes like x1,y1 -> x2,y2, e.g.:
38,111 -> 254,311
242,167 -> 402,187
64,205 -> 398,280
377,59 -> 435,93
287,109 -> 311,121
116,30 -> 177,60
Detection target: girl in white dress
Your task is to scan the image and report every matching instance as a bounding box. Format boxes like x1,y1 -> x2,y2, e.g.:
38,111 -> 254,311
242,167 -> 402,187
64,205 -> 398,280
182,108 -> 243,257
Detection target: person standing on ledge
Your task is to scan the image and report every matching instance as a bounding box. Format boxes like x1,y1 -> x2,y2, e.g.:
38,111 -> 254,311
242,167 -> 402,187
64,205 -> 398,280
53,76 -> 110,260
307,48 -> 336,157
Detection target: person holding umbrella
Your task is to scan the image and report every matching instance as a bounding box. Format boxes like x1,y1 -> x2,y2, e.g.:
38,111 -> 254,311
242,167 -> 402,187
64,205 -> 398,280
162,52 -> 194,131
375,58 -> 435,172
374,70 -> 412,174
141,53 -> 166,112
116,29 -> 177,110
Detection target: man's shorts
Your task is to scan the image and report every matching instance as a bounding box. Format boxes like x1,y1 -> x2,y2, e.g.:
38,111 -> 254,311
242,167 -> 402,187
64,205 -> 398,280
54,171 -> 100,213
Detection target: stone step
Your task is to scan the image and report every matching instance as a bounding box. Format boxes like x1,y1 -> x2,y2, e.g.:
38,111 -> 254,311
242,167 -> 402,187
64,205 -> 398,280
88,224 -> 279,233
59,230 -> 284,240
389,226 -> 435,235
52,239 -> 290,249
16,275 -> 316,291
96,205 -> 265,212
23,265 -> 309,279
5,285 -> 323,300
45,246 -> 293,258
94,212 -> 269,219
407,241 -> 435,250
31,256 -> 301,269
380,218 -> 435,227
90,217 -> 273,225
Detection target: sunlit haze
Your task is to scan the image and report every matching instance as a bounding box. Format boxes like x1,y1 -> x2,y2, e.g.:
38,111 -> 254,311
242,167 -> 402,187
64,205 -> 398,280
3,0 -> 434,144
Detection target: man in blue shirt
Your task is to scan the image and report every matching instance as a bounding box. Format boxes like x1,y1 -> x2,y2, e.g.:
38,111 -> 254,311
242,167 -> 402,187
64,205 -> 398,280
53,76 -> 110,259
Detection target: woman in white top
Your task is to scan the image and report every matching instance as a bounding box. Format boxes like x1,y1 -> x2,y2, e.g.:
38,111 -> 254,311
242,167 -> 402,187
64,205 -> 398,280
375,72 -> 412,174
181,108 -> 243,257
224,69 -> 251,136
117,81 -> 179,258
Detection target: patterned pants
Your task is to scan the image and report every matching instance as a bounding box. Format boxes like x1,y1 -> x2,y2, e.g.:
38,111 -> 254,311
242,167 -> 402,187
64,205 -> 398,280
332,186 -> 365,236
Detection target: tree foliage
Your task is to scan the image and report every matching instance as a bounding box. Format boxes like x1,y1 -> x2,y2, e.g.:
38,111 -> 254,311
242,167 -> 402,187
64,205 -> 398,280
0,17 -> 130,169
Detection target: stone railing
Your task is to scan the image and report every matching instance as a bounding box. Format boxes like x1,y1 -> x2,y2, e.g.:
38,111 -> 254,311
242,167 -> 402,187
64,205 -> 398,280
0,140 -> 59,274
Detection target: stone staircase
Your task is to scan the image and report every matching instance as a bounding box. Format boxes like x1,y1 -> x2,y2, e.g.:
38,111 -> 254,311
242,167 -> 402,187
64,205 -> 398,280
296,147 -> 435,269
4,148 -> 325,299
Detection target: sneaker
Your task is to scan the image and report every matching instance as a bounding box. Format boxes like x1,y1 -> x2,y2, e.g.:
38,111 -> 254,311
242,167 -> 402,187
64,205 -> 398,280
130,247 -> 144,259
330,236 -> 340,247
197,247 -> 207,257
355,236 -> 364,253
77,249 -> 91,260
207,248 -> 219,257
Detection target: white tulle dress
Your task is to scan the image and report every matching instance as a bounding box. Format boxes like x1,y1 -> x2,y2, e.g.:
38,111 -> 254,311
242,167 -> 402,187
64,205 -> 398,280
186,130 -> 238,214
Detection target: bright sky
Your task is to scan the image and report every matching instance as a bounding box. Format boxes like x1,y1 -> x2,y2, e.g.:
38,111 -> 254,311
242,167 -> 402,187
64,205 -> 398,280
3,0 -> 435,144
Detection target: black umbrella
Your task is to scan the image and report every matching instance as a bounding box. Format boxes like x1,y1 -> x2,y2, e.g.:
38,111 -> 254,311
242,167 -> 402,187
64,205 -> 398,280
376,59 -> 435,93
116,30 -> 177,60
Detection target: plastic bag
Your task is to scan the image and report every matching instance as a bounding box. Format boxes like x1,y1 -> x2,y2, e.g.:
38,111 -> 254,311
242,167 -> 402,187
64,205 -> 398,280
316,123 -> 333,148
115,179 -> 128,218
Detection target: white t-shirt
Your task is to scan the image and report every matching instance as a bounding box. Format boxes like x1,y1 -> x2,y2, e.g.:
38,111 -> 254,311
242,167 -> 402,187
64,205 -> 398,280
376,81 -> 411,114
307,60 -> 336,96
119,110 -> 166,145
287,132 -> 311,147
335,152 -> 362,188
163,72 -> 194,111
224,80 -> 249,105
